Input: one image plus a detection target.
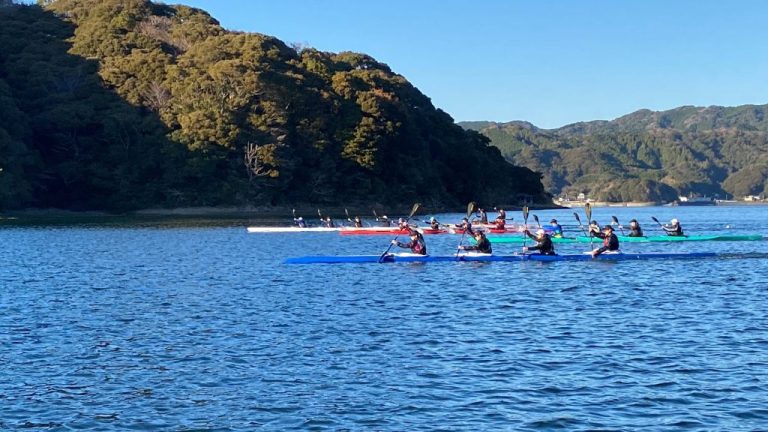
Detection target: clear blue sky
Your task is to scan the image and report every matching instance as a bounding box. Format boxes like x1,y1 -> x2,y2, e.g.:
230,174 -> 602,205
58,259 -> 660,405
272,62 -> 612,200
170,2 -> 766,127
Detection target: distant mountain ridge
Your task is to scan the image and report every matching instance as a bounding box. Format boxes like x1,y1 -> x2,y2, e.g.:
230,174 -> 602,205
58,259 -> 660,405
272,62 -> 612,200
459,104 -> 768,202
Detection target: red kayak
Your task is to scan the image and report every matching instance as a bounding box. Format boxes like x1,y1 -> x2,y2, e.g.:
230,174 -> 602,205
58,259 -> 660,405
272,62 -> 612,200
339,227 -> 408,235
420,228 -> 450,235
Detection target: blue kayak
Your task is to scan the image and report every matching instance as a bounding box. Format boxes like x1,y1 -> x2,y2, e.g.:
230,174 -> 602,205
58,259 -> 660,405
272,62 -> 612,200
285,252 -> 718,264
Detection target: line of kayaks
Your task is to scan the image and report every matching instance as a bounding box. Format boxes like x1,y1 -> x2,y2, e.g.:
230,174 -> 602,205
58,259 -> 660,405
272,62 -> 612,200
285,252 -> 719,264
246,225 -> 524,234
484,234 -> 764,243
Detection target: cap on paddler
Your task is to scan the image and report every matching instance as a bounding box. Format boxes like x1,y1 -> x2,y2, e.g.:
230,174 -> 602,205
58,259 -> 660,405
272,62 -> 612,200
603,225 -> 614,231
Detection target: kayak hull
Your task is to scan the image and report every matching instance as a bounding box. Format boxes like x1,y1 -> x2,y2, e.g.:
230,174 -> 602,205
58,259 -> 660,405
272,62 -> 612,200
285,252 -> 718,264
485,234 -> 764,244
247,226 -> 339,233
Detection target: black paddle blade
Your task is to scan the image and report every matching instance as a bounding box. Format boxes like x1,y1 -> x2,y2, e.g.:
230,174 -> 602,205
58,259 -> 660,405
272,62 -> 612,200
651,216 -> 660,224
372,209 -> 378,218
466,201 -> 477,218
585,203 -> 592,222
573,212 -> 582,223
611,215 -> 619,225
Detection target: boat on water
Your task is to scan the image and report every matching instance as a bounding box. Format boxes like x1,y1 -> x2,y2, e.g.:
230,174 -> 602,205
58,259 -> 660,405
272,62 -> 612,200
246,226 -> 340,233
484,234 -> 765,244
285,251 -> 718,264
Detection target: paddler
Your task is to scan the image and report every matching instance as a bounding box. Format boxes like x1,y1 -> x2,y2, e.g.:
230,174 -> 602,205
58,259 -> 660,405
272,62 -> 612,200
377,215 -> 391,227
549,219 -> 563,238
628,219 -> 643,237
294,216 -> 307,228
523,228 -> 556,255
397,217 -> 411,231
429,217 -> 441,230
662,218 -> 684,236
591,225 -> 620,257
322,216 -> 335,228
455,217 -> 471,233
493,208 -> 506,229
349,215 -> 363,228
588,220 -> 601,236
475,208 -> 488,224
459,227 -> 492,254
391,229 -> 427,255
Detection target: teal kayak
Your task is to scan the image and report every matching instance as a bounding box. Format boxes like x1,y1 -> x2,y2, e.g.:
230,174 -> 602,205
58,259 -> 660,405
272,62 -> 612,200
285,252 -> 718,264
484,234 -> 765,244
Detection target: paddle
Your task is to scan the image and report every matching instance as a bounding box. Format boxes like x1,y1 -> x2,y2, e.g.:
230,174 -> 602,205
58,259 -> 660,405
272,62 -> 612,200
378,203 -> 421,263
455,202 -> 477,259
585,203 -> 594,249
611,215 -> 625,235
650,216 -> 669,235
522,206 -> 530,253
573,212 -> 588,236
533,214 -> 541,228
292,208 -> 299,227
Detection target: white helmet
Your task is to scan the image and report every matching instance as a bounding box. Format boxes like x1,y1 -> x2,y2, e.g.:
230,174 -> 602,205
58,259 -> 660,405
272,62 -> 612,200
430,217 -> 436,222
671,218 -> 678,224
297,217 -> 303,221
536,229 -> 545,236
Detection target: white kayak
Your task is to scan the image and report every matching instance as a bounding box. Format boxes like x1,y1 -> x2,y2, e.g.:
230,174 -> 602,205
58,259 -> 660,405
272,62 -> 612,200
246,226 -> 340,233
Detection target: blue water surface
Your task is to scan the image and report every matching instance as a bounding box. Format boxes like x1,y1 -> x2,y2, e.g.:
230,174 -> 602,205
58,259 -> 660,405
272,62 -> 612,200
1,205 -> 767,430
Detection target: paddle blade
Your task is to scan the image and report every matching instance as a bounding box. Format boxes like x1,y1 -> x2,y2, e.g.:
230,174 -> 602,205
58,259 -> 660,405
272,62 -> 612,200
651,216 -> 660,224
345,208 -> 350,219
466,201 -> 477,218
317,209 -> 322,218
523,206 -> 529,223
409,203 -> 421,219
573,212 -> 582,223
585,203 -> 592,222
292,208 -> 296,218
611,215 -> 619,225
533,214 -> 540,224
372,209 -> 378,218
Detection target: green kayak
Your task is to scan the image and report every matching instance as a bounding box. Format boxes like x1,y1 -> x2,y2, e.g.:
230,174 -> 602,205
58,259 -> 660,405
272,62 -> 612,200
484,234 -> 765,244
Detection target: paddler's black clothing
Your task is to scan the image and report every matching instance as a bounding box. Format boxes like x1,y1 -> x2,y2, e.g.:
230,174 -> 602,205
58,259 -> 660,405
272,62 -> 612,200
430,220 -> 440,230
395,234 -> 427,255
378,218 -> 391,227
628,224 -> 643,237
323,218 -> 335,228
592,231 -> 619,256
662,223 -> 684,236
294,218 -> 307,228
352,218 -> 363,228
525,231 -> 556,255
463,227 -> 492,253
477,210 -> 488,224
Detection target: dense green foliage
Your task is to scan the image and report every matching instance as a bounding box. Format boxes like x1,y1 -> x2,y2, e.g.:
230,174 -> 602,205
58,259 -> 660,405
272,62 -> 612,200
462,106 -> 768,202
0,1 -> 546,211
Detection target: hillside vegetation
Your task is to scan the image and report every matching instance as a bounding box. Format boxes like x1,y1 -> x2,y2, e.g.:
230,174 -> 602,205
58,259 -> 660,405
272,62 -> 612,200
462,105 -> 768,202
0,0 -> 546,211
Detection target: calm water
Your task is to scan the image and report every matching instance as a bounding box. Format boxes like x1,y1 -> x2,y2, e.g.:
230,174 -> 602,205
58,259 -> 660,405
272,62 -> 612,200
1,206 -> 768,431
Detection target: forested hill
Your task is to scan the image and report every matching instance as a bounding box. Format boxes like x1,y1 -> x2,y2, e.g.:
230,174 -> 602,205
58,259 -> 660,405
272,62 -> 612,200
460,105 -> 768,202
0,1 -> 546,212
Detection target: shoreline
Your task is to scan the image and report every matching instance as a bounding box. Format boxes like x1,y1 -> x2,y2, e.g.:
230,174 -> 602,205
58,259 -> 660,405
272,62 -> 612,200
1,202 -> 565,220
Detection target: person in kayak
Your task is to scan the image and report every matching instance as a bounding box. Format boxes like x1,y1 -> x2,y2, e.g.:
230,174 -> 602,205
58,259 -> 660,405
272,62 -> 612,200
523,228 -> 556,255
662,218 -> 684,236
588,220 -> 601,236
628,219 -> 643,237
455,217 -> 471,233
376,215 -> 391,227
493,208 -> 507,229
459,227 -> 492,254
392,229 -> 427,255
322,216 -> 335,228
549,219 -> 563,238
348,215 -> 363,228
475,208 -> 488,224
428,217 -> 441,230
294,216 -> 307,228
591,225 -> 620,257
